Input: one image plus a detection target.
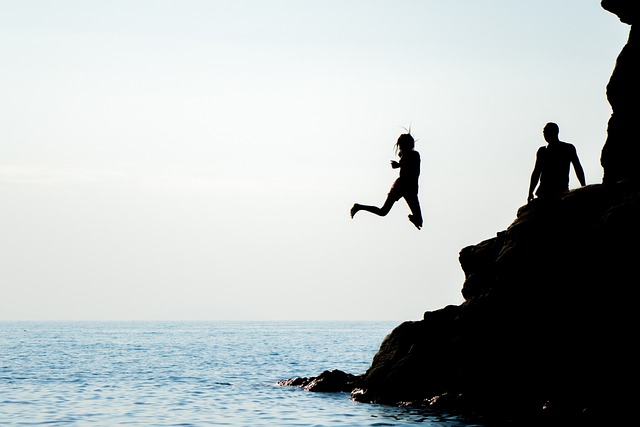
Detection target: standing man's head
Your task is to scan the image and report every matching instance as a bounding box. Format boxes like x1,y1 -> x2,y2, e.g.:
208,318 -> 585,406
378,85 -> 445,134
543,122 -> 560,143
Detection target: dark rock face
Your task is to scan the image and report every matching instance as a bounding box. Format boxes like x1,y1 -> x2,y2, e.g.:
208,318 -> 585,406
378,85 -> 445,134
601,0 -> 640,183
277,369 -> 360,393
279,3 -> 639,424
602,0 -> 640,25
350,183 -> 639,423
280,184 -> 639,423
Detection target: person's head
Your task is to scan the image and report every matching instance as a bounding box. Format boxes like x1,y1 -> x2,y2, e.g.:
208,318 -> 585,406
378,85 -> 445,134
395,133 -> 415,156
543,122 -> 560,143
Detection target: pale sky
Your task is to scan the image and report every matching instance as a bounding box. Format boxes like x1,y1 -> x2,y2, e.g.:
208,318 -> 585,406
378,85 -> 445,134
0,1 -> 630,321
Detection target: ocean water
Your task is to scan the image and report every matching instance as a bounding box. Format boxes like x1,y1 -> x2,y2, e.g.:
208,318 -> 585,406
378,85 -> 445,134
0,321 -> 486,426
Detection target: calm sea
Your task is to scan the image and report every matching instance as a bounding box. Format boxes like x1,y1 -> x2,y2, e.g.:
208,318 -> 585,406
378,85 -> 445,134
0,321 -> 486,426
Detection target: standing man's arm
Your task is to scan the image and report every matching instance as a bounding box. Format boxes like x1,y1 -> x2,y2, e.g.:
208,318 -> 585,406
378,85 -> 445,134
571,146 -> 586,187
528,150 -> 542,203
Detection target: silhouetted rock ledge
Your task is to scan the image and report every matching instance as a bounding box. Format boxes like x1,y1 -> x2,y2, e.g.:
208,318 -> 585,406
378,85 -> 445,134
280,2 -> 639,423
277,369 -> 360,393
279,182 -> 639,425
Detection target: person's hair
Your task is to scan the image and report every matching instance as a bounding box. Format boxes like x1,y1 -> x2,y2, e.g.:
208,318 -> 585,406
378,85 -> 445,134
395,133 -> 415,157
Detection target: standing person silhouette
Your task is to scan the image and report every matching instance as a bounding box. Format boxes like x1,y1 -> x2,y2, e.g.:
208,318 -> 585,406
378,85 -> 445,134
351,132 -> 423,230
527,122 -> 586,203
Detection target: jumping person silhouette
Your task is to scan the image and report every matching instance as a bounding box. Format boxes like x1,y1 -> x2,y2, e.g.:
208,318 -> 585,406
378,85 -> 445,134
527,122 -> 586,203
351,132 -> 423,230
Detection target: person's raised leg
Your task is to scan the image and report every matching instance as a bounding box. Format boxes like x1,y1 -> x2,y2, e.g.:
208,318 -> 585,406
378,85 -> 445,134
350,203 -> 361,218
405,194 -> 423,230
351,196 -> 395,218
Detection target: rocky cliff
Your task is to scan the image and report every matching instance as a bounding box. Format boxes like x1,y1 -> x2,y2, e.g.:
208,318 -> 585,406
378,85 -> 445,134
280,183 -> 638,423
600,0 -> 640,183
349,183 -> 638,423
280,2 -> 639,424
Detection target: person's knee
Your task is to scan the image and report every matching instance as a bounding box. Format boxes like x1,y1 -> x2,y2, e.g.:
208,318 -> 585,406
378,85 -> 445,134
379,203 -> 394,216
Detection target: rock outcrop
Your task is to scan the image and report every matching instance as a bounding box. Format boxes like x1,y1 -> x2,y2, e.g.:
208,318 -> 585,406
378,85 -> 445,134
280,183 -> 638,423
277,369 -> 360,393
280,2 -> 639,424
600,0 -> 640,183
350,183 -> 638,423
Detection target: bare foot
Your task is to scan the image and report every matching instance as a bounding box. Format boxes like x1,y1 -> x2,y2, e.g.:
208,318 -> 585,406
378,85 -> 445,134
350,204 -> 360,218
408,214 -> 422,230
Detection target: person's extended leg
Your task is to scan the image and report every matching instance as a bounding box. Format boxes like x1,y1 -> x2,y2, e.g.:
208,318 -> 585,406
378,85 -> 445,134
405,194 -> 423,230
351,196 -> 396,218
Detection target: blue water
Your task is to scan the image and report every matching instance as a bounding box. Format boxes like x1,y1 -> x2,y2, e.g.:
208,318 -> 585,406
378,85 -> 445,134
0,321 -> 486,426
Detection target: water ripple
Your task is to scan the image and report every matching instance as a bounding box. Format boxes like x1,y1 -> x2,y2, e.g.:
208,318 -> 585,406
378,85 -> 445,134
0,321 -> 485,426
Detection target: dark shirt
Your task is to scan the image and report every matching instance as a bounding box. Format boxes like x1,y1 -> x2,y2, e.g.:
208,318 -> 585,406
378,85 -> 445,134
388,150 -> 420,201
399,150 -> 420,185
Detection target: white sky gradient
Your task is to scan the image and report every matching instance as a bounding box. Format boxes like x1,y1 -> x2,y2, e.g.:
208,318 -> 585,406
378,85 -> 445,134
0,1 -> 630,320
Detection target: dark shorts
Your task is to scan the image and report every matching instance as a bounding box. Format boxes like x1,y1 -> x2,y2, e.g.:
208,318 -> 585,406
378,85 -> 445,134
388,178 -> 418,202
